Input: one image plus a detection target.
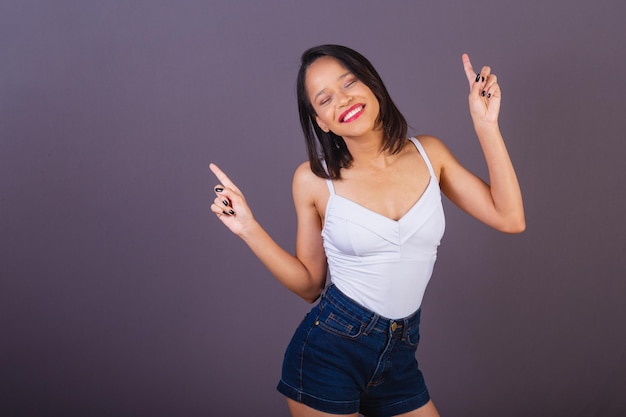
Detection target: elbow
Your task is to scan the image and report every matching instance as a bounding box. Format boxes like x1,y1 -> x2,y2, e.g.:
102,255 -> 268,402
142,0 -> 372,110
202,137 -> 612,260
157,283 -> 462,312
501,217 -> 526,234
493,205 -> 526,234
302,288 -> 323,304
505,223 -> 526,234
300,283 -> 325,304
303,294 -> 321,304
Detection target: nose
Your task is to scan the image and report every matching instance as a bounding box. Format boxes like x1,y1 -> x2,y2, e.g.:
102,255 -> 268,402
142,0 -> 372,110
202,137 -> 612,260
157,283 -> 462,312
337,92 -> 353,106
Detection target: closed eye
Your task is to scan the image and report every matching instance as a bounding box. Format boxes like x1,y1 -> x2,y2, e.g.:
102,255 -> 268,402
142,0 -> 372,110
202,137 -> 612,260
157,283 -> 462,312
344,79 -> 356,88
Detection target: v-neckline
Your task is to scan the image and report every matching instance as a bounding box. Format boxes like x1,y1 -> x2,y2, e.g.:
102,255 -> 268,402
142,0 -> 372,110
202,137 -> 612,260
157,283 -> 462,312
332,177 -> 434,224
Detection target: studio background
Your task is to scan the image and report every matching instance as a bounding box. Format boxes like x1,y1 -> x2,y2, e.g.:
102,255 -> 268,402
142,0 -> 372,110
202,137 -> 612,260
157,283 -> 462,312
1,1 -> 625,416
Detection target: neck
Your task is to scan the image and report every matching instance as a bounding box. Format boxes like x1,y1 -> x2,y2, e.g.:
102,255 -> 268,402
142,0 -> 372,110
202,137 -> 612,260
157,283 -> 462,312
343,130 -> 395,168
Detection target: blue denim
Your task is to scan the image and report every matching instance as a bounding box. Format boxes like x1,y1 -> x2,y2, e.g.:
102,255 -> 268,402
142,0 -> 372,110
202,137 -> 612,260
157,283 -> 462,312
277,284 -> 430,417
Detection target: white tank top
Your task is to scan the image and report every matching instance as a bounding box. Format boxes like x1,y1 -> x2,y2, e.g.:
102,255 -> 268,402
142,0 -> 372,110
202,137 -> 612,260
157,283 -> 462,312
321,137 -> 445,319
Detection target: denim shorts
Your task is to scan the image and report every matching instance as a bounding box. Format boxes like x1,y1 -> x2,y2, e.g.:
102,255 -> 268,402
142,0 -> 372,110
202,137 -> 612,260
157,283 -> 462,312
276,284 -> 430,417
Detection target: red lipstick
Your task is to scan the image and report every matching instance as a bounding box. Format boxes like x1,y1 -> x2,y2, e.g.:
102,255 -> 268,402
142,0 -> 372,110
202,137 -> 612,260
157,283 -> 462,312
339,104 -> 365,123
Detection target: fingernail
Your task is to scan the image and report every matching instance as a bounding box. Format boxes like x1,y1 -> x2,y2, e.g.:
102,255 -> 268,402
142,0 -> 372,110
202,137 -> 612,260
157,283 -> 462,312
222,210 -> 228,215
481,76 -> 485,82
481,90 -> 486,97
475,73 -> 480,82
222,199 -> 229,206
487,93 -> 492,98
228,209 -> 235,215
215,187 -> 224,193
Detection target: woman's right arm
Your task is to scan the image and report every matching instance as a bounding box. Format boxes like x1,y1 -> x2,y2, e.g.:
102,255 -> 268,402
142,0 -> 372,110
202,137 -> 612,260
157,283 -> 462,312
209,163 -> 327,303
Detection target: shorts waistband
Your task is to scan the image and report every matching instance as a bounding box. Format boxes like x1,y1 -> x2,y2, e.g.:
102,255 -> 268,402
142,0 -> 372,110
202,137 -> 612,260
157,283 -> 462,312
320,284 -> 421,336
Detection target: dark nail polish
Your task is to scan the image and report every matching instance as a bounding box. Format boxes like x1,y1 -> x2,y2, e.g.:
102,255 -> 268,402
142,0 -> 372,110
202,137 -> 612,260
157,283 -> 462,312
222,199 -> 229,206
481,76 -> 485,82
222,210 -> 228,215
487,93 -> 492,98
228,209 -> 235,215
481,90 -> 486,97
475,73 -> 481,82
215,187 -> 224,193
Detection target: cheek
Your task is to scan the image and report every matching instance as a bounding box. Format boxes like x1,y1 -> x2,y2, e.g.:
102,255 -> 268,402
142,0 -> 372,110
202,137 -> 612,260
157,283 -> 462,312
316,108 -> 334,125
361,86 -> 378,104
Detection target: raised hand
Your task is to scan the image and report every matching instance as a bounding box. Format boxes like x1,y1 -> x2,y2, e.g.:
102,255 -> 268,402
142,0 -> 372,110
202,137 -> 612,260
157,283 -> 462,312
209,163 -> 256,236
462,53 -> 501,125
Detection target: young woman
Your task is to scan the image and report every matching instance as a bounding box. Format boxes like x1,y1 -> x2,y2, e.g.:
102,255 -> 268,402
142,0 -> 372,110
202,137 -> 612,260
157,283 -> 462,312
209,45 -> 525,417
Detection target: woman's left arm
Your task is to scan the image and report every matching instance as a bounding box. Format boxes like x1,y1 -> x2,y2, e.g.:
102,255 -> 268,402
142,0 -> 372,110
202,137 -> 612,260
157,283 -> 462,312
433,53 -> 525,233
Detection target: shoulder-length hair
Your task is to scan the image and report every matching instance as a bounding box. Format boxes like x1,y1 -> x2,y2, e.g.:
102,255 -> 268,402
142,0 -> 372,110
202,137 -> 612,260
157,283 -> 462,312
296,44 -> 408,180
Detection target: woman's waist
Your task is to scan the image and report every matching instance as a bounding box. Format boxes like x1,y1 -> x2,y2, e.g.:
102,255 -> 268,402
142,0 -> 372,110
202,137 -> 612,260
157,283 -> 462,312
320,283 -> 422,331
326,271 -> 431,320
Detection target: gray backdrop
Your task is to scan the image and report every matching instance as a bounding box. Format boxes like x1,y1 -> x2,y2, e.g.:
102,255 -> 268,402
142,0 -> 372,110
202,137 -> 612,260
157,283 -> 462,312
2,1 -> 625,416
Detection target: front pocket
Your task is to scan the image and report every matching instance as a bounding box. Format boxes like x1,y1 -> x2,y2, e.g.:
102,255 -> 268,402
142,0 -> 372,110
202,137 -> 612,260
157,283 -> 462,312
316,309 -> 363,339
405,323 -> 421,347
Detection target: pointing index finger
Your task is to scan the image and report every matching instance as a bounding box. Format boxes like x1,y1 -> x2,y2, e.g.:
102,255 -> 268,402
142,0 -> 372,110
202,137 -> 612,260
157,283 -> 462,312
209,163 -> 237,190
462,53 -> 477,86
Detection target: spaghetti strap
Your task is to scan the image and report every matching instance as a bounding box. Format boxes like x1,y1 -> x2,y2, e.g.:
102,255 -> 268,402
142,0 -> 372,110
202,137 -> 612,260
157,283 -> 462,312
321,160 -> 335,194
408,137 -> 437,179
325,179 -> 335,194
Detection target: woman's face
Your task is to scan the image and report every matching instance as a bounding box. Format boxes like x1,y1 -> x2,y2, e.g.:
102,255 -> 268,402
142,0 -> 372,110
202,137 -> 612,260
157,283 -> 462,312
305,56 -> 380,139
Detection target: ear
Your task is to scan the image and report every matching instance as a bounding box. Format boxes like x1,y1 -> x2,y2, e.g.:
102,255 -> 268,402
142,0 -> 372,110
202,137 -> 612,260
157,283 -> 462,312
315,116 -> 330,133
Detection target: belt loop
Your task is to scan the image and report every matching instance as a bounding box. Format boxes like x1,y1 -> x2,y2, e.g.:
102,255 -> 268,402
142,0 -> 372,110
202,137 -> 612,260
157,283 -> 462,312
320,284 -> 334,302
317,286 -> 331,310
402,317 -> 410,339
363,313 -> 379,335
322,284 -> 332,298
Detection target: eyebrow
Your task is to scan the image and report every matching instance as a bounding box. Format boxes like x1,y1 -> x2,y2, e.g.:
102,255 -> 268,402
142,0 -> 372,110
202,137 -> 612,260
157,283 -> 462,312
313,71 -> 352,101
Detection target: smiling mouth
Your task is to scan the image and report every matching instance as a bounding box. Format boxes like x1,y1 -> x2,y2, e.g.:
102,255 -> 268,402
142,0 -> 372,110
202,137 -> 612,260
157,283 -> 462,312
340,104 -> 365,123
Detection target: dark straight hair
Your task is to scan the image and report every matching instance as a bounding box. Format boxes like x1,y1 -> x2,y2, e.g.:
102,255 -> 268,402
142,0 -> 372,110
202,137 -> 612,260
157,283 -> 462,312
296,44 -> 408,180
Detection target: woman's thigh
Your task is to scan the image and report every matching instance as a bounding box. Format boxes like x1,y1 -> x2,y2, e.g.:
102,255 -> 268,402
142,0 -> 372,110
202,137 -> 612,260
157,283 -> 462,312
287,398 -> 359,417
388,400 -> 440,417
287,398 -> 440,417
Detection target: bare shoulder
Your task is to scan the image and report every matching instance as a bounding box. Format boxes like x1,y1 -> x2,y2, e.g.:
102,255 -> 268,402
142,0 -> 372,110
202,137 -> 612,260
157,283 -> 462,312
413,134 -> 456,178
292,161 -> 328,206
414,134 -> 449,156
293,161 -> 324,188
294,161 -> 317,180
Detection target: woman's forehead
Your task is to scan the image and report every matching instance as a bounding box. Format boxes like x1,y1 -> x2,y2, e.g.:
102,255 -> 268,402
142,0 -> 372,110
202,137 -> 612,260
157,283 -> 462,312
305,57 -> 350,94
307,56 -> 348,78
